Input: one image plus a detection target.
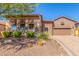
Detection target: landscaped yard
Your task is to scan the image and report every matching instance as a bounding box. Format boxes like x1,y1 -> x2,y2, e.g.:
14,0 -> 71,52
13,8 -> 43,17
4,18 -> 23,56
0,31 -> 68,56
0,39 -> 68,56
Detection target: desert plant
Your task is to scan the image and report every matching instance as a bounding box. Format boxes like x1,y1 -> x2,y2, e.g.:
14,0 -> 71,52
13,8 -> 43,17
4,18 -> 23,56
43,32 -> 48,40
2,31 -> 11,38
12,31 -> 21,38
37,32 -> 48,41
26,31 -> 34,38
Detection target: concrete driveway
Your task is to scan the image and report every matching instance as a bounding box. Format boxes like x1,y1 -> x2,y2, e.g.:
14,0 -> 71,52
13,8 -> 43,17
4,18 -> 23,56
52,35 -> 79,56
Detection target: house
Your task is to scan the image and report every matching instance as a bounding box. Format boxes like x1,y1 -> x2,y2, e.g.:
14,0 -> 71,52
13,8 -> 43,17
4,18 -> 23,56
0,14 -> 78,37
5,14 -> 43,32
74,22 -> 79,36
53,16 -> 77,35
0,21 -> 10,31
0,21 -> 10,38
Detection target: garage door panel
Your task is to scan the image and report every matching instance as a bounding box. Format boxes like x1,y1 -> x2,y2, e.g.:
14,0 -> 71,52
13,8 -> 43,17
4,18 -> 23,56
53,29 -> 71,35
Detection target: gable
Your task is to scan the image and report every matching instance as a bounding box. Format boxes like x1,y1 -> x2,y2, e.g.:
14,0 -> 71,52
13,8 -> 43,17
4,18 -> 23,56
54,17 -> 76,28
54,17 -> 77,22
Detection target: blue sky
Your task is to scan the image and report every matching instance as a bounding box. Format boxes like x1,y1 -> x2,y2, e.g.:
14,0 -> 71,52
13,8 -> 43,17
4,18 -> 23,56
32,3 -> 79,21
0,3 -> 79,21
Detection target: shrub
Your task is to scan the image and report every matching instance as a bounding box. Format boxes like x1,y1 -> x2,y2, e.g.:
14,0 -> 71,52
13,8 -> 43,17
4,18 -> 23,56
2,31 -> 11,38
37,32 -> 48,41
26,31 -> 34,38
43,32 -> 48,40
12,31 -> 21,38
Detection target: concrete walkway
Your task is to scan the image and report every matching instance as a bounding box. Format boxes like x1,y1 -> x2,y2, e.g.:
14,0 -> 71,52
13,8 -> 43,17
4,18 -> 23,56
52,35 -> 79,56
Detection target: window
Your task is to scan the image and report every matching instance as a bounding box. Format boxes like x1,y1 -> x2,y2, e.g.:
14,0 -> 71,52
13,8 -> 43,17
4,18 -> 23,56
29,24 -> 34,29
44,27 -> 48,32
61,22 -> 65,25
11,24 -> 16,30
20,24 -> 25,30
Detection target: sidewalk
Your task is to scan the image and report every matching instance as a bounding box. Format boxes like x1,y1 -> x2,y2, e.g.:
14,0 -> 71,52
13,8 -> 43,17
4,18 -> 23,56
52,35 -> 79,56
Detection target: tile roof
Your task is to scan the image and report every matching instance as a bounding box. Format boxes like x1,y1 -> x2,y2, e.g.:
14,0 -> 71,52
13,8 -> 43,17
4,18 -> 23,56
43,20 -> 53,24
5,14 -> 42,18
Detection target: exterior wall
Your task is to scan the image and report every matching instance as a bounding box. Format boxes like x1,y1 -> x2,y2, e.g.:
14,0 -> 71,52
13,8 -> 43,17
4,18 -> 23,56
53,17 -> 76,35
34,19 -> 42,32
7,15 -> 42,32
0,25 -> 5,38
25,19 -> 42,32
44,23 -> 53,38
54,18 -> 75,28
0,23 -> 10,38
8,18 -> 16,26
0,21 -> 11,31
0,25 -> 5,31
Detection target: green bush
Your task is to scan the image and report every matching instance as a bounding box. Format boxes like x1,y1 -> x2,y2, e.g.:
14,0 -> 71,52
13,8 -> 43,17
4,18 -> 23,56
12,31 -> 21,38
26,31 -> 34,38
37,32 -> 48,41
2,31 -> 11,38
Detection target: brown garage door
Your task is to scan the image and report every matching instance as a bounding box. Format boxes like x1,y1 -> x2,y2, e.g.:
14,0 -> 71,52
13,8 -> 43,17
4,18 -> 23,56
53,28 -> 72,35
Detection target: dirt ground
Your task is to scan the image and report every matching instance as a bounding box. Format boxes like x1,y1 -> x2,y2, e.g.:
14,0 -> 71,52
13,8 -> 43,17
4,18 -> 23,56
0,39 -> 68,56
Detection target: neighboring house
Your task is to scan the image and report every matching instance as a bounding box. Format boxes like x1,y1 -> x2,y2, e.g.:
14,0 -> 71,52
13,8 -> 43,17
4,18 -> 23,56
74,22 -> 79,36
53,17 -> 76,35
0,14 -> 78,36
75,22 -> 79,28
0,21 -> 10,38
0,21 -> 10,31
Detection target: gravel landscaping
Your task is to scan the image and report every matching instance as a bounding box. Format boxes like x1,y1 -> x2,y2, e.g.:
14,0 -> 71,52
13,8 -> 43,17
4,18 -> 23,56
0,39 -> 68,56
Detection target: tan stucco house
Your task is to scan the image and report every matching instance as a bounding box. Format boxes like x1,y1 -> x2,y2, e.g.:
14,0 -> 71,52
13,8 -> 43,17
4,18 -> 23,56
53,17 -> 77,35
0,21 -> 10,31
0,14 -> 78,36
